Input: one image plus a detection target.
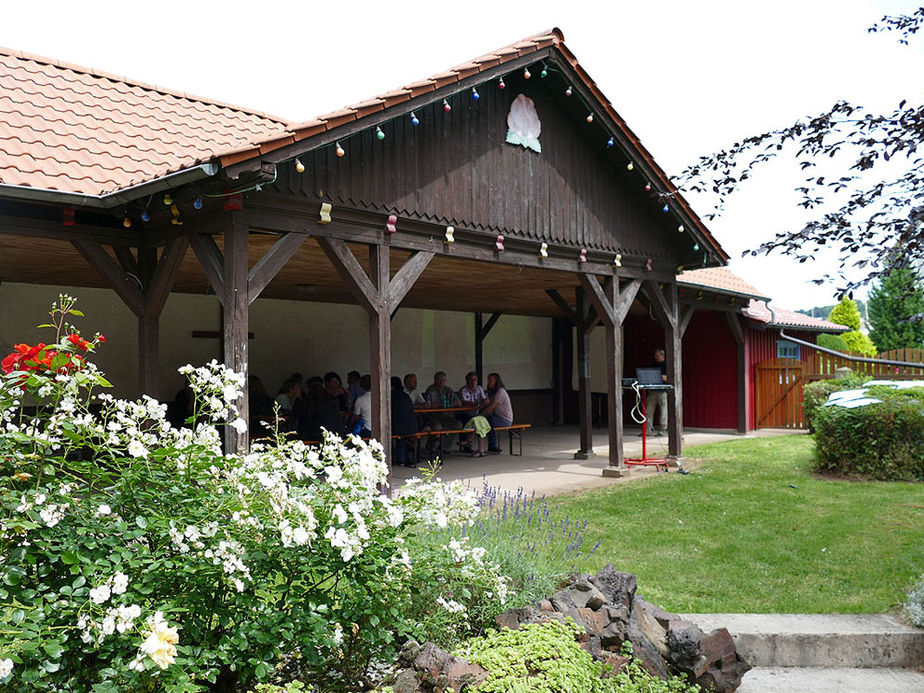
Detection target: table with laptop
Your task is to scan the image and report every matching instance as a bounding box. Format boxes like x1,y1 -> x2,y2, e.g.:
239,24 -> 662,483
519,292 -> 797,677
622,367 -> 673,470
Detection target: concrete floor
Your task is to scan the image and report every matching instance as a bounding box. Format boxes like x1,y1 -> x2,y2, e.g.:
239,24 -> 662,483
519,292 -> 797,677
391,424 -> 804,496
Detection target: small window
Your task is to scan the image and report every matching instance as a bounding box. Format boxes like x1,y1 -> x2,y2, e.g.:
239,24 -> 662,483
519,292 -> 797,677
777,341 -> 800,360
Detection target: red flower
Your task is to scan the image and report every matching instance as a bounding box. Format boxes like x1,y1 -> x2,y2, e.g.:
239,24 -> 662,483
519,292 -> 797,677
98,334 -> 106,343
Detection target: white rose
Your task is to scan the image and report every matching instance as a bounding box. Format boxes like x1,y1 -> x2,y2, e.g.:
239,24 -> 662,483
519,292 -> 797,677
96,504 -> 112,516
0,658 -> 12,679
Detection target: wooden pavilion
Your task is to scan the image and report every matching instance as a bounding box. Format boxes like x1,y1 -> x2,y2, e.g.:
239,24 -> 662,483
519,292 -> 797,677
0,29 -> 732,473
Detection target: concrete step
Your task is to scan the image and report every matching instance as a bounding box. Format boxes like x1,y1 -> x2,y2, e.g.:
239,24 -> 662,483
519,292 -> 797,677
737,667 -> 924,692
683,613 -> 924,668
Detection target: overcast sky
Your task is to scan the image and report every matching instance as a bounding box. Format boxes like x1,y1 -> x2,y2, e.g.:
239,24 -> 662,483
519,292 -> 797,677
3,0 -> 922,310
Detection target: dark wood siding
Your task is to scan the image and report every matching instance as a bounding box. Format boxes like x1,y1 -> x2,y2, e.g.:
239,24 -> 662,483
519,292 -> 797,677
273,73 -> 682,262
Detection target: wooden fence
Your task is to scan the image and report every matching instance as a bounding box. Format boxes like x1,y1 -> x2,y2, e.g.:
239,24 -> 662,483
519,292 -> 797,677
806,348 -> 924,381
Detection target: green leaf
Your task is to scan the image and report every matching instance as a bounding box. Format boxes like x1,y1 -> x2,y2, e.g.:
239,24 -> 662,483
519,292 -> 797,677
69,309 -> 84,317
42,641 -> 64,659
135,516 -> 148,529
12,609 -> 25,624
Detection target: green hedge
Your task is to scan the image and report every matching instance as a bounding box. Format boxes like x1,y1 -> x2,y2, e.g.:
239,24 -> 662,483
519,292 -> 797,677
802,374 -> 870,432
814,388 -> 924,481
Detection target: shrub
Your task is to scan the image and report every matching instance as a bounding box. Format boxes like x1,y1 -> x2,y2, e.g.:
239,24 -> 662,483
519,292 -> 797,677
802,373 -> 870,431
455,620 -> 699,693
813,388 -> 924,480
400,485 -> 599,649
816,333 -> 850,353
0,298 -> 489,691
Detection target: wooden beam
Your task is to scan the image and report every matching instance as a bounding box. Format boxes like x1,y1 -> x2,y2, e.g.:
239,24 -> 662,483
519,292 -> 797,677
316,237 -> 382,313
368,244 -> 392,482
679,305 -> 696,338
545,289 -> 578,322
616,278 -> 643,324
574,286 -> 593,459
72,240 -> 143,316
602,275 -> 625,470
0,214 -> 141,246
642,280 -> 677,330
223,215 -> 250,453
113,246 -> 139,276
661,282 -> 683,457
144,237 -> 188,317
387,250 -> 434,312
581,306 -> 600,335
188,234 -> 225,300
578,274 -> 617,326
480,311 -> 502,339
722,311 -> 746,345
247,232 -> 307,304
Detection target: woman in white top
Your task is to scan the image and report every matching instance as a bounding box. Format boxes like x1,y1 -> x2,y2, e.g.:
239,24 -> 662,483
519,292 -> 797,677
481,372 -> 513,454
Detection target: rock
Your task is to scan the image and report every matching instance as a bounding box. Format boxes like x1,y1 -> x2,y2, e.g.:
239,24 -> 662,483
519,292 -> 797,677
598,651 -> 630,677
392,668 -> 421,693
390,641 -> 489,693
664,624 -> 751,693
627,596 -> 670,679
666,620 -> 710,678
549,574 -> 608,628
589,564 -> 637,610
578,606 -> 625,647
538,599 -> 555,612
494,605 -> 565,631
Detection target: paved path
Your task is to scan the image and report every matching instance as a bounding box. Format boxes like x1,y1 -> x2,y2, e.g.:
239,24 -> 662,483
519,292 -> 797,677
392,424 -> 802,496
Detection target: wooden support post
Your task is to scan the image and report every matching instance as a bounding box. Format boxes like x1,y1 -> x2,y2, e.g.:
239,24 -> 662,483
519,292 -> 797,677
368,244 -> 391,454
602,277 -> 624,470
474,311 -> 502,383
223,216 -> 250,454
574,287 -> 593,459
723,312 -> 748,434
317,237 -> 432,477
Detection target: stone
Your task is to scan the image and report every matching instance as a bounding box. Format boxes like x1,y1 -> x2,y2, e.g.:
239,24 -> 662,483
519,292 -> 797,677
627,597 -> 670,679
392,668 -> 421,693
578,606 -> 625,647
598,652 -> 630,677
700,628 -> 736,664
494,606 -> 564,631
538,599 -> 555,612
589,564 -> 637,610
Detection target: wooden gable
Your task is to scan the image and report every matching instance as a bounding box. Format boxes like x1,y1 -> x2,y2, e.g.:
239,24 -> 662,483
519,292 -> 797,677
267,69 -> 694,268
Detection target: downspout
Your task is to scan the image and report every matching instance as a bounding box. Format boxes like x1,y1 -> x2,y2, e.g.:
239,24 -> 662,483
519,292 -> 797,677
777,328 -> 924,369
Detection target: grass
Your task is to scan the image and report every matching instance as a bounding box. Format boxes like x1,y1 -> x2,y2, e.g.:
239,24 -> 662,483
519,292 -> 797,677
549,435 -> 924,614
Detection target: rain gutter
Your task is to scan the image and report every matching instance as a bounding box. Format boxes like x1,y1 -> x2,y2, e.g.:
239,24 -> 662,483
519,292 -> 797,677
0,163 -> 219,209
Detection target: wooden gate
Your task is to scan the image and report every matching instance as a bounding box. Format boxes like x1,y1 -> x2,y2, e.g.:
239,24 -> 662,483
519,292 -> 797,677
755,358 -> 805,428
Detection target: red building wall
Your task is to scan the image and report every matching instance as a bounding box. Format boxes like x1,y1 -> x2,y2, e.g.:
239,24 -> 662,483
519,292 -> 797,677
745,327 -> 819,430
682,311 -> 738,429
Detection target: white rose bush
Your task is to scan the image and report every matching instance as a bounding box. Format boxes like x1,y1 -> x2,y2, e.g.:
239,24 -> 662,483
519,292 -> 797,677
0,299 -> 498,691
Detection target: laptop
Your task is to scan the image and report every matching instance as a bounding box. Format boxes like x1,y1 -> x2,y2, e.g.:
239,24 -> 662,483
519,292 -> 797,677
635,367 -> 663,385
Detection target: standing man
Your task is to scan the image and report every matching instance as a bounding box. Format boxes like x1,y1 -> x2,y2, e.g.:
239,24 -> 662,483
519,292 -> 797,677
647,348 -> 669,434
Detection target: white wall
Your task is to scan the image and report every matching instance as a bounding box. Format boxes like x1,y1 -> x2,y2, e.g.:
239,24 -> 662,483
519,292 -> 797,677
0,283 -> 552,400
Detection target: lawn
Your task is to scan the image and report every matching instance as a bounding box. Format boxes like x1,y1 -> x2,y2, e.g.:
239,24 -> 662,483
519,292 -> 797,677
551,435 -> 924,614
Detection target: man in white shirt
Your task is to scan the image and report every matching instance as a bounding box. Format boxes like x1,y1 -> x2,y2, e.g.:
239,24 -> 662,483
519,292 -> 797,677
351,374 -> 372,437
403,373 -> 427,406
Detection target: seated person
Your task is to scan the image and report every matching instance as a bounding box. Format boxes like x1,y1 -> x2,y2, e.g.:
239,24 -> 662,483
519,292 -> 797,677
346,370 -> 363,409
248,375 -> 275,438
325,371 -> 350,413
481,372 -> 513,454
166,384 -> 194,429
298,380 -> 346,441
457,371 -> 487,451
391,376 -> 418,467
423,371 -> 461,454
350,374 -> 373,437
403,373 -> 427,407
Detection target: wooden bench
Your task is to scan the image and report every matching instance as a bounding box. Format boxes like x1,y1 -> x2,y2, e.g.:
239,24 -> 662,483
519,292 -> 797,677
404,423 -> 531,458
304,424 -> 532,460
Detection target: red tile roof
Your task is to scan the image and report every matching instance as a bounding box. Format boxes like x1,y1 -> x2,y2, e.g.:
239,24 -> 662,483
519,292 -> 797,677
744,300 -> 849,333
677,267 -> 770,300
0,47 -> 290,196
0,30 -> 726,261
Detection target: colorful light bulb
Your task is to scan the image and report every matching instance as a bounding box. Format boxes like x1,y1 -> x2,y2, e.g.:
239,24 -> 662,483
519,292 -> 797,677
565,86 -> 572,96
193,197 -> 203,210
678,225 -> 685,233
662,204 -> 669,213
523,67 -> 531,79
163,193 -> 172,205
586,113 -> 594,123
443,99 -> 451,112
376,126 -> 385,141
410,111 -> 419,126
645,183 -> 651,192
693,243 -> 700,251
498,76 -> 506,89
626,162 -> 634,171
607,137 -> 614,147
295,158 -> 306,173
335,142 -> 345,157
123,216 -> 132,228
141,210 -> 150,222
540,66 -> 548,78
471,87 -> 479,101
